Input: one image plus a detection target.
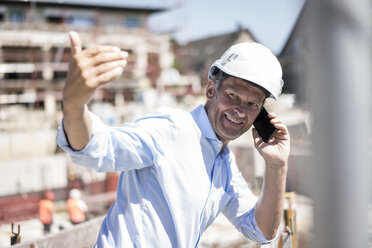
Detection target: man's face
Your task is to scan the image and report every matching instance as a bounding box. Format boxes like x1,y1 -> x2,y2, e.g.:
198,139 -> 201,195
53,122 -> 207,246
205,77 -> 266,145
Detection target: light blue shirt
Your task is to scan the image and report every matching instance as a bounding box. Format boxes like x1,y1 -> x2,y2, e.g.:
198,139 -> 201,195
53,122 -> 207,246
57,105 -> 272,247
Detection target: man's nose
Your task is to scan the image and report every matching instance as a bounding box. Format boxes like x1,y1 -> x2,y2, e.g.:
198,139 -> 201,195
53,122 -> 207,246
234,107 -> 247,118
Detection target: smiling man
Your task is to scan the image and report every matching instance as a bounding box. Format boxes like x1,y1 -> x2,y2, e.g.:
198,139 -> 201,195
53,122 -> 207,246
205,76 -> 266,149
57,32 -> 290,248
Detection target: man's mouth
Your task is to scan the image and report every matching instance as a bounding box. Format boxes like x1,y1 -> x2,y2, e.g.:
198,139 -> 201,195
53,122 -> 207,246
225,114 -> 243,125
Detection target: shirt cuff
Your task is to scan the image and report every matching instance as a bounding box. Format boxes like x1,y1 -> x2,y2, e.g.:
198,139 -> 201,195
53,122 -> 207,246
240,207 -> 279,244
56,111 -> 107,155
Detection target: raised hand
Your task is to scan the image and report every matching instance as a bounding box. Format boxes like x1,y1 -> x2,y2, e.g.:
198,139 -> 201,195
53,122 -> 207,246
63,31 -> 128,109
252,112 -> 290,168
62,31 -> 128,151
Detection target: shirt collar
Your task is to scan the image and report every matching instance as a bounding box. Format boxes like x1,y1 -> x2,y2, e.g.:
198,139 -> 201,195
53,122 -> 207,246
191,104 -> 232,157
190,104 -> 219,141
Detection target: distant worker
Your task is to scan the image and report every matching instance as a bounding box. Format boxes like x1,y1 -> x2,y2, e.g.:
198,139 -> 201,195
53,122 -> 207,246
67,188 -> 88,225
38,190 -> 55,234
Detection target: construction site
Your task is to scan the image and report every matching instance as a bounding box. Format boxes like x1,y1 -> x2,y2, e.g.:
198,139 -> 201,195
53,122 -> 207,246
0,0 -> 371,247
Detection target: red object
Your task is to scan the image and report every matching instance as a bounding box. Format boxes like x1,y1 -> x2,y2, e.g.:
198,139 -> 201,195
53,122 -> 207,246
0,194 -> 40,224
105,172 -> 119,192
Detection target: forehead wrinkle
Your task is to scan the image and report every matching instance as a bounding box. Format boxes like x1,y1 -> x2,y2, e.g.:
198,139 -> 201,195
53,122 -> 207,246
224,84 -> 239,93
223,78 -> 243,92
224,78 -> 264,102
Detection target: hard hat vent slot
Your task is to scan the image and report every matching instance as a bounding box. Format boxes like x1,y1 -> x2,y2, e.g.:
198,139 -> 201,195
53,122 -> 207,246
221,53 -> 239,66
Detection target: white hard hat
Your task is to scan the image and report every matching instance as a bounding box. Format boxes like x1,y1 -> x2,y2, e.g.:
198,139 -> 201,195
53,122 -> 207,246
208,42 -> 284,99
69,188 -> 81,199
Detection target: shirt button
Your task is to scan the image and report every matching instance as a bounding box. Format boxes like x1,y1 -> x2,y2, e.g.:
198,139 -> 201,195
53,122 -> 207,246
252,230 -> 256,234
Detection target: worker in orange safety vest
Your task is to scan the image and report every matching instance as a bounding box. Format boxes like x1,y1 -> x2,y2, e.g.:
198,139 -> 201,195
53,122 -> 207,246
39,190 -> 55,234
67,188 -> 88,225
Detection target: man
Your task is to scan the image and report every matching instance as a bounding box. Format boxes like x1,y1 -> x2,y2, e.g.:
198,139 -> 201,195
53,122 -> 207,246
57,31 -> 290,247
67,188 -> 88,225
39,190 -> 55,234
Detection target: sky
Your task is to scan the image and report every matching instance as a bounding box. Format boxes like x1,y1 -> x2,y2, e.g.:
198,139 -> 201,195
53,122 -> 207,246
148,0 -> 306,54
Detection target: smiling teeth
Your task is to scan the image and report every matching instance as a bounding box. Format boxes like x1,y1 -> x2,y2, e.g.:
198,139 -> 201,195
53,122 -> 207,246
226,115 -> 241,124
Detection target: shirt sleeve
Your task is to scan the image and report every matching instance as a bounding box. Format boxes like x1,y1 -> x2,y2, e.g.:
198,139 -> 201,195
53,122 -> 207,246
222,153 -> 278,244
56,111 -> 157,172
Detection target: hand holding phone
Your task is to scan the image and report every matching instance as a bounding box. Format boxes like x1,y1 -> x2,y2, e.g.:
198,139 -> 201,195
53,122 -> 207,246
253,107 -> 277,143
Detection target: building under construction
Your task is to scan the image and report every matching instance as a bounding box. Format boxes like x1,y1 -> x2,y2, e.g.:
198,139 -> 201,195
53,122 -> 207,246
0,0 -> 178,228
0,0 -> 175,108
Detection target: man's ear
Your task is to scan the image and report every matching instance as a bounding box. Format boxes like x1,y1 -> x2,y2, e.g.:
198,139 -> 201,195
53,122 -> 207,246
206,79 -> 216,100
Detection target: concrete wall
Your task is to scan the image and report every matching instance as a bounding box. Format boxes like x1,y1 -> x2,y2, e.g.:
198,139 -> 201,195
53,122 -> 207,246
0,129 -> 57,160
0,154 -> 68,197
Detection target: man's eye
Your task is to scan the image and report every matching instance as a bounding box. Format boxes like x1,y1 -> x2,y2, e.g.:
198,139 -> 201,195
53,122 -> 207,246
248,102 -> 259,109
229,93 -> 237,99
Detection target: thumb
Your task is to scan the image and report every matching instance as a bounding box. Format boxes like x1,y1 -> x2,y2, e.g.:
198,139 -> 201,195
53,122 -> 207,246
69,31 -> 82,54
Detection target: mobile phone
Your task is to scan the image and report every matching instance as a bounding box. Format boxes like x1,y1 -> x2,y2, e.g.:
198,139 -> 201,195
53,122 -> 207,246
253,107 -> 277,143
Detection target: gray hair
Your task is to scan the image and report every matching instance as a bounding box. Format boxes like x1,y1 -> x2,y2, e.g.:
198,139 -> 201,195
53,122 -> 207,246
209,67 -> 230,92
